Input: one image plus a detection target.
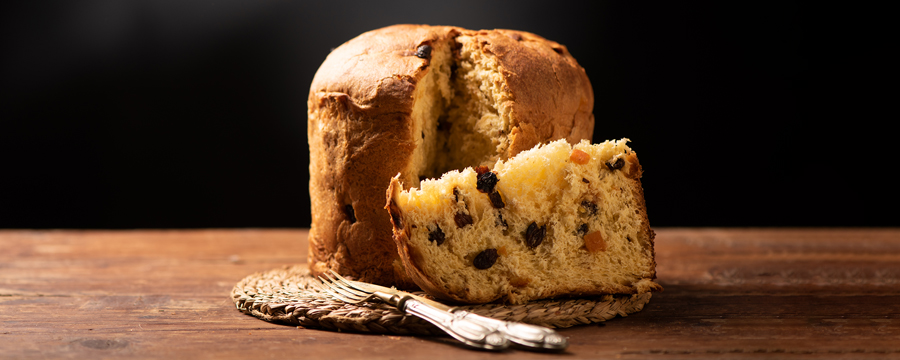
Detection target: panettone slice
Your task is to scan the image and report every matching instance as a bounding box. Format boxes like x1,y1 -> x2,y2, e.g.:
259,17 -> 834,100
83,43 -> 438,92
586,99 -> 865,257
387,139 -> 661,304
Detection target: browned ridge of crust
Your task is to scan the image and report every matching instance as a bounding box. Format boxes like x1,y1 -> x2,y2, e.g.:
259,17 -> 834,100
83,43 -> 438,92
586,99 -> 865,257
307,24 -> 594,288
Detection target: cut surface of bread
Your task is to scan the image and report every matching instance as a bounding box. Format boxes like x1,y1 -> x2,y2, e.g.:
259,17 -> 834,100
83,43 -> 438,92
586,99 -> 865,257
308,25 -> 593,288
387,139 -> 661,304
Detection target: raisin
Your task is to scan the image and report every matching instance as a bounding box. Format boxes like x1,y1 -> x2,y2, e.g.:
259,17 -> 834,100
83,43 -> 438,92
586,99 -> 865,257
473,249 -> 499,269
453,187 -> 460,202
496,213 -> 508,230
582,178 -> 590,184
577,223 -> 589,236
476,171 -> 499,193
508,33 -> 523,41
488,191 -> 505,208
344,204 -> 356,224
580,200 -> 598,215
428,225 -> 446,245
455,212 -> 473,228
606,158 -> 625,170
474,165 -> 490,175
416,44 -> 432,59
524,222 -> 546,248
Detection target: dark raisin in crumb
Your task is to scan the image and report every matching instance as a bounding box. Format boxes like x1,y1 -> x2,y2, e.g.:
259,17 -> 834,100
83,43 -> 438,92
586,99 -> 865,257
476,171 -> 499,193
416,44 -> 432,59
626,236 -> 633,243
344,204 -> 356,224
606,158 -> 625,170
581,200 -> 598,215
524,222 -> 547,248
421,131 -> 425,139
474,165 -> 490,175
496,213 -> 508,230
488,191 -> 505,208
428,225 -> 446,245
453,187 -> 460,202
582,178 -> 590,184
473,249 -> 499,269
577,223 -> 589,236
455,212 -> 473,228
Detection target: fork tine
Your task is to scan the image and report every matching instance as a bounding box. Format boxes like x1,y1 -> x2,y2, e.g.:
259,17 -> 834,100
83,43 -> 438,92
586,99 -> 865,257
316,276 -> 365,303
328,270 -> 376,293
323,272 -> 371,298
310,277 -> 341,297
318,276 -> 357,298
318,275 -> 376,304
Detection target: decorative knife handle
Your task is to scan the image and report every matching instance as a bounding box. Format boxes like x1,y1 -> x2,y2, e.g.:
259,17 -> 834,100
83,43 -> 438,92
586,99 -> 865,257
453,310 -> 568,350
401,297 -> 509,350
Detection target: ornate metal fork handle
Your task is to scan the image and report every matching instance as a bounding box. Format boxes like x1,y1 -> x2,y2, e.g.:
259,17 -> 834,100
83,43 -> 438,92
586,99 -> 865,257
395,294 -> 509,351
451,309 -> 569,350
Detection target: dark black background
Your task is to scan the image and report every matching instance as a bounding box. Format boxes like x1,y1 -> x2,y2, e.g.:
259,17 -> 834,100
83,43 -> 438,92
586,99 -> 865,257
1,1 -> 891,229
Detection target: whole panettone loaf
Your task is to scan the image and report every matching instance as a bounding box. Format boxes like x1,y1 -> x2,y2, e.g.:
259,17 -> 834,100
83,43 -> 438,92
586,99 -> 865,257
307,24 -> 594,288
386,139 -> 661,304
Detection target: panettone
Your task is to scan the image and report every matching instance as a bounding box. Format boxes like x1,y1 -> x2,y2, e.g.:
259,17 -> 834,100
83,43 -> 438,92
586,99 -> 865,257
307,24 -> 593,287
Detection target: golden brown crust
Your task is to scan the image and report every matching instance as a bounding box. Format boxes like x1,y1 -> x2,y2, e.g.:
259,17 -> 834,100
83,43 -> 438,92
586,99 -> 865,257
479,30 -> 595,157
625,153 -> 661,284
309,25 -> 462,111
309,25 -> 595,289
308,25 -> 459,288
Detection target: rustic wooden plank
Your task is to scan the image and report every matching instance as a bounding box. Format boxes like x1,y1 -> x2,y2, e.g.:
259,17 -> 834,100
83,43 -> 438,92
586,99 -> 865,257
1,228 -> 899,359
608,228 -> 900,358
1,229 -> 310,359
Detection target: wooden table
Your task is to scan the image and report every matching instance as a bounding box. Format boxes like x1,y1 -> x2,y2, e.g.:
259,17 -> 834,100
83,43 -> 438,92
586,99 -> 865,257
2,229 -> 899,358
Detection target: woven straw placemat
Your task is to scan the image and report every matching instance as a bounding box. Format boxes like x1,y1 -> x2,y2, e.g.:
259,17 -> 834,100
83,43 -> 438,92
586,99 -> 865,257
231,265 -> 652,335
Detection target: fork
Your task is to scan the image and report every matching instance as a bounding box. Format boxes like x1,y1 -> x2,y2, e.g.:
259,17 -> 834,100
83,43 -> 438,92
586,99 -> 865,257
316,272 -> 508,350
317,271 -> 568,351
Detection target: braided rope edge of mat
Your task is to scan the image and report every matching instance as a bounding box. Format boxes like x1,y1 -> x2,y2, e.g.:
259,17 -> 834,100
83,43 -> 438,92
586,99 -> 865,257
231,265 -> 652,335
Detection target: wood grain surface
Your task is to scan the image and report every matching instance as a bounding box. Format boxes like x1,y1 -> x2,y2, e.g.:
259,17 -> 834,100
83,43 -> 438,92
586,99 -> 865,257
2,228 -> 899,359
